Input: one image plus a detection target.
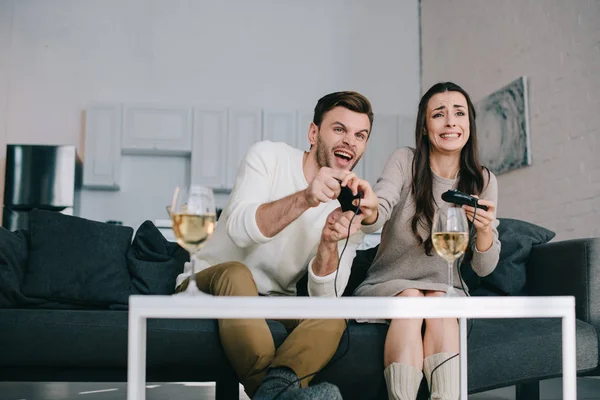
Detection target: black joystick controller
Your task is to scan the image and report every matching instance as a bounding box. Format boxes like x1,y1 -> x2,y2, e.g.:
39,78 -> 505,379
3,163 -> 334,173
441,189 -> 488,211
336,180 -> 363,214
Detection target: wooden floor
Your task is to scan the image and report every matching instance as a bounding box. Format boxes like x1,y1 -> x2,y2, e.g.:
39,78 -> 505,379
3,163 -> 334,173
1,377 -> 599,399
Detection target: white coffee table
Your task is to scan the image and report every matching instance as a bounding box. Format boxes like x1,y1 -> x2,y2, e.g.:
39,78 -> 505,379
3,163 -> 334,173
127,295 -> 577,400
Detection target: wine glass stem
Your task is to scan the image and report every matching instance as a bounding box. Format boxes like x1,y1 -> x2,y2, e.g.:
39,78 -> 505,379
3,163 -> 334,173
448,260 -> 454,289
187,254 -> 199,292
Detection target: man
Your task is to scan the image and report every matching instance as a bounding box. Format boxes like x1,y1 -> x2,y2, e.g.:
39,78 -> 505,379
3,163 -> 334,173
175,91 -> 378,399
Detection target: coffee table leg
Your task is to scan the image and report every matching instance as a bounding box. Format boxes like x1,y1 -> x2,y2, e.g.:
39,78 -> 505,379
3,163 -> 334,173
562,312 -> 577,400
459,318 -> 468,399
128,313 -> 147,400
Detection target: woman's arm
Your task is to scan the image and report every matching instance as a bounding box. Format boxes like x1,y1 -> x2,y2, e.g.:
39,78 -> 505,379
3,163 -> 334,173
361,147 -> 411,233
463,170 -> 501,277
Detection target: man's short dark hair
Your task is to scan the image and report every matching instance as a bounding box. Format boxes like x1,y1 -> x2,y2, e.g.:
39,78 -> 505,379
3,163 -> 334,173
313,91 -> 374,130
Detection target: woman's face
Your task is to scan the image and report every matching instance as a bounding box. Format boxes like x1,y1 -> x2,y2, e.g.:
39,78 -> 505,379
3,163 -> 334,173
425,91 -> 470,155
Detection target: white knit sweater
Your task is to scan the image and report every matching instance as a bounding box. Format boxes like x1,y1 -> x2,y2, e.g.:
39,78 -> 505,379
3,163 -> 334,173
175,140 -> 364,297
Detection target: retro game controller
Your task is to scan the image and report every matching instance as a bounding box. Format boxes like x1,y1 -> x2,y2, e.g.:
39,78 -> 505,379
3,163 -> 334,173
337,183 -> 363,214
441,189 -> 488,211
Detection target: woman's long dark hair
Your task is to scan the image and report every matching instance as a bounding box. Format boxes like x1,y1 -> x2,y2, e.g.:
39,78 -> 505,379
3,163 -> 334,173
411,82 -> 489,255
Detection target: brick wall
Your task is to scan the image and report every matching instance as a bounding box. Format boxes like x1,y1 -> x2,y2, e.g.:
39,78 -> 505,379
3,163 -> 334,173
421,0 -> 600,240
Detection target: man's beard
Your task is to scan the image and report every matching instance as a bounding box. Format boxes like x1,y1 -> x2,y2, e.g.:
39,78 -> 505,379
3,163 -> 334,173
315,133 -> 332,169
315,131 -> 361,170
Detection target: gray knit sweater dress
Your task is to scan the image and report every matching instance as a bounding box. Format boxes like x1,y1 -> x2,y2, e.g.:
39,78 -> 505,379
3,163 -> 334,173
355,147 -> 501,297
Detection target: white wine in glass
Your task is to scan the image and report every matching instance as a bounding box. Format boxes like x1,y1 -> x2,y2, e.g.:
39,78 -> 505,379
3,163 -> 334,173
432,206 -> 469,297
169,185 -> 216,295
171,213 -> 215,254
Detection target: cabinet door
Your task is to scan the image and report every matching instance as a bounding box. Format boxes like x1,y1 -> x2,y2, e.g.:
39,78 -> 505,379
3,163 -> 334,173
364,114 -> 401,185
296,110 -> 313,151
226,108 -> 263,188
122,104 -> 192,154
191,108 -> 228,189
263,110 -> 297,147
83,103 -> 122,189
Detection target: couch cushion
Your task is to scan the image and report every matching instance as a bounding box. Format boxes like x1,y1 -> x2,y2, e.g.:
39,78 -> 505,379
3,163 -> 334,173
0,228 -> 32,307
470,218 -> 556,295
312,318 -> 597,399
466,318 -> 598,392
127,220 -> 189,295
0,308 -> 287,372
21,210 -> 134,307
312,321 -> 389,399
0,309 -> 596,399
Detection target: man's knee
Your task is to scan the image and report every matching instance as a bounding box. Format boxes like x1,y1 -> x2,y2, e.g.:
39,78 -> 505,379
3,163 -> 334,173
211,261 -> 257,296
309,318 -> 347,338
215,261 -> 254,281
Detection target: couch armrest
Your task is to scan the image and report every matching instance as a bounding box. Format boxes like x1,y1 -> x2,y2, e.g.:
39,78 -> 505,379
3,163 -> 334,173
526,238 -> 600,331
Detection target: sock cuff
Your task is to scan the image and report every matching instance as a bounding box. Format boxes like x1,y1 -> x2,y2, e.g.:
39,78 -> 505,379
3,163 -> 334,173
266,366 -> 298,384
384,363 -> 423,399
423,353 -> 459,399
423,352 -> 456,377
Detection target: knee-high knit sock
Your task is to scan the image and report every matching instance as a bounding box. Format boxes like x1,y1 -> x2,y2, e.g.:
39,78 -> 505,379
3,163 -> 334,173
423,353 -> 459,400
384,363 -> 423,400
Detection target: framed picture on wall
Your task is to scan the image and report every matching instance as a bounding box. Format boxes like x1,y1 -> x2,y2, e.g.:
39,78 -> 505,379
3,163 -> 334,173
475,76 -> 532,175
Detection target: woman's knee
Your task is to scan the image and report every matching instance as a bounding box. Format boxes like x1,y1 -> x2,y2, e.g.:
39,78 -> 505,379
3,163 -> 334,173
424,290 -> 445,298
396,288 -> 424,297
424,317 -> 458,334
423,291 -> 457,331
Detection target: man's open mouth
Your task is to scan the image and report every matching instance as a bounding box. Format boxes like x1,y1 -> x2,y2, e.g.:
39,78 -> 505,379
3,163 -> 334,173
334,149 -> 354,163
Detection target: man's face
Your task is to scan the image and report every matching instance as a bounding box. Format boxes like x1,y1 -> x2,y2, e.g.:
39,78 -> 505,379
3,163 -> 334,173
310,106 -> 371,171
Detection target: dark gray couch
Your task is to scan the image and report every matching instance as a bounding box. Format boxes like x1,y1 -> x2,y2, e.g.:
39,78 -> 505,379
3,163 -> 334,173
0,210 -> 599,400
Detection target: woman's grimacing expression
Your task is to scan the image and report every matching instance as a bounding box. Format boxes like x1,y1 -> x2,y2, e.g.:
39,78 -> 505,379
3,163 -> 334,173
426,91 -> 470,154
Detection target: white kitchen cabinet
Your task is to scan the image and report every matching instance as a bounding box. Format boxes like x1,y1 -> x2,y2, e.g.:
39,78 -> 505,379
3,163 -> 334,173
122,104 -> 192,154
190,108 -> 228,189
263,110 -> 297,148
226,108 -> 263,188
295,110 -> 313,150
83,103 -> 122,189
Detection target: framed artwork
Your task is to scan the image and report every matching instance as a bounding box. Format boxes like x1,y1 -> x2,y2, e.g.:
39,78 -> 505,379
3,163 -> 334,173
475,76 -> 532,175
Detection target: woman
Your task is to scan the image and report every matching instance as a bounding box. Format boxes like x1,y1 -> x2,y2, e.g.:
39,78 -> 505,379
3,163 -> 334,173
355,82 -> 501,400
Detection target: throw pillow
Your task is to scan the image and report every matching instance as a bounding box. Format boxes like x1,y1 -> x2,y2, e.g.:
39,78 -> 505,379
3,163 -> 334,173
127,220 -> 189,295
465,218 -> 556,295
22,209 -> 134,307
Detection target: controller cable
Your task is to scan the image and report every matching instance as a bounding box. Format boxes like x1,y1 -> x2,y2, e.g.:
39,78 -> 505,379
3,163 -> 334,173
272,197 -> 361,400
428,202 -> 478,399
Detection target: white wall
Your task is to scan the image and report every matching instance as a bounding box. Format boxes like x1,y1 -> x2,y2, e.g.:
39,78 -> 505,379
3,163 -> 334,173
421,0 -> 600,240
0,0 -> 12,204
0,0 -> 420,229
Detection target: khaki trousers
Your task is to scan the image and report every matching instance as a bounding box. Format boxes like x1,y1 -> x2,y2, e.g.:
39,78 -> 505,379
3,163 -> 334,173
176,261 -> 346,396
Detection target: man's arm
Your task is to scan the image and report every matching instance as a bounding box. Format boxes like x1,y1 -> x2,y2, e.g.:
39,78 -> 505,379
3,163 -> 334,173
308,209 -> 365,297
255,191 -> 310,239
225,142 -> 285,247
255,166 -> 355,238
226,142 -> 353,247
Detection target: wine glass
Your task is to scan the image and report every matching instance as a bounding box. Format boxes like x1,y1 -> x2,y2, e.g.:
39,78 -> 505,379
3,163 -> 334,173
432,206 -> 469,297
168,185 -> 216,295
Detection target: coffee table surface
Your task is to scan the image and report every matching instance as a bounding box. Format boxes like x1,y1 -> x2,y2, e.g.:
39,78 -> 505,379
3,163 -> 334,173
127,295 -> 577,400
